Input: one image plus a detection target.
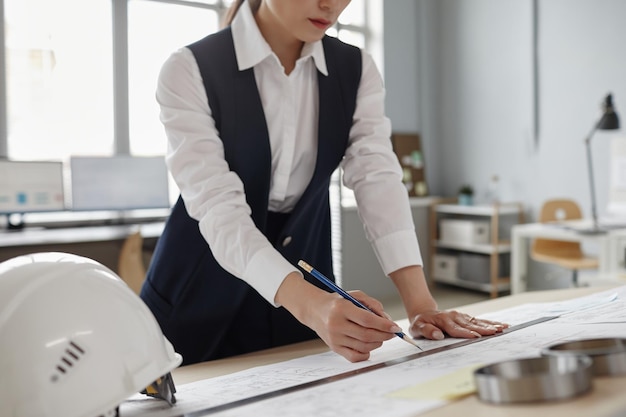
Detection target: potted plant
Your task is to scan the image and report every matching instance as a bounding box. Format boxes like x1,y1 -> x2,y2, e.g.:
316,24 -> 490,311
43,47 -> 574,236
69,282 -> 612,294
458,184 -> 474,206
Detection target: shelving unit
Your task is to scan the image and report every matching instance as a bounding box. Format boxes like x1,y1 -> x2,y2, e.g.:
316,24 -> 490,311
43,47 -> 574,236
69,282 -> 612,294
429,202 -> 525,298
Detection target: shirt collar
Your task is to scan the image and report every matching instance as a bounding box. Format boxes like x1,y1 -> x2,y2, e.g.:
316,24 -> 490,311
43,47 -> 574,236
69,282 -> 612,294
231,1 -> 328,76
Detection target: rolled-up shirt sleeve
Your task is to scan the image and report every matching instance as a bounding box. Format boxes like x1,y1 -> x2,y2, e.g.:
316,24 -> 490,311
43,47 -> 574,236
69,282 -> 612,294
341,51 -> 423,275
156,48 -> 298,305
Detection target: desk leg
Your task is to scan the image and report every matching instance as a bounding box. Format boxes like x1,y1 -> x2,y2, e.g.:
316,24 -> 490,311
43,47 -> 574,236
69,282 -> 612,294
511,230 -> 528,294
599,234 -> 611,275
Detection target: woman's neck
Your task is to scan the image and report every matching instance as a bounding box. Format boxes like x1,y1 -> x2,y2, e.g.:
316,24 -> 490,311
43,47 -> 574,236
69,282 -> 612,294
254,5 -> 304,75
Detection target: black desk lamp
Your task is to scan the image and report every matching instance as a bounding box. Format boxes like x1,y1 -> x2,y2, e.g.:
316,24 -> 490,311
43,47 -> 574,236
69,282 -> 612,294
582,93 -> 620,234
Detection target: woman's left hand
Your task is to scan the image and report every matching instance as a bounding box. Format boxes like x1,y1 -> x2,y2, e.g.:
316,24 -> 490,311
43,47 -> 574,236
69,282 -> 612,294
408,310 -> 508,340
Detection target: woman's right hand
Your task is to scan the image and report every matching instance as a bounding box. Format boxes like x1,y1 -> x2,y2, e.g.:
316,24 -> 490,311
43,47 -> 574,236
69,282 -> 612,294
276,273 -> 400,362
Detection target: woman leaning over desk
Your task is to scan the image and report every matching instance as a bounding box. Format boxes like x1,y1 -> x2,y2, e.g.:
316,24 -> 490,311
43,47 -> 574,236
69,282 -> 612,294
140,0 -> 506,366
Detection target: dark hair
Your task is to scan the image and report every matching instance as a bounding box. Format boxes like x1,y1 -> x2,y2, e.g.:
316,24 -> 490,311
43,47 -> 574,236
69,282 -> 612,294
222,0 -> 261,27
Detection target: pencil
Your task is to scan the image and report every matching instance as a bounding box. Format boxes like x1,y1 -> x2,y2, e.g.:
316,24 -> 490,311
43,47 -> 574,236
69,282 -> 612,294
298,260 -> 423,351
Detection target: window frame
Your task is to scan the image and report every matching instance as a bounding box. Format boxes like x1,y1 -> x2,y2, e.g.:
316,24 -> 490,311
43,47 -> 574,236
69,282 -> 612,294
0,0 -> 377,160
0,0 -> 7,158
112,0 -> 229,156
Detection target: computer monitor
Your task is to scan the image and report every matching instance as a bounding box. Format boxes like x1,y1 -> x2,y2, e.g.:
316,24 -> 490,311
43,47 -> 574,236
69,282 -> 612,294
0,160 -> 65,215
70,156 -> 170,211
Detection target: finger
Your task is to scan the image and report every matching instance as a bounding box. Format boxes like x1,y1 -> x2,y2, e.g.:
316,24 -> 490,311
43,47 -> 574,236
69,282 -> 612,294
328,300 -> 398,344
470,319 -> 507,329
439,315 -> 501,338
451,311 -> 507,334
410,322 -> 445,340
341,298 -> 401,336
463,315 -> 508,334
464,313 -> 508,327
439,320 -> 482,339
476,318 -> 510,328
329,330 -> 384,360
348,290 -> 387,318
346,309 -> 399,341
345,336 -> 385,354
435,313 -> 485,338
411,318 -> 479,340
333,333 -> 385,353
333,345 -> 371,363
410,310 -> 508,340
321,329 -> 383,363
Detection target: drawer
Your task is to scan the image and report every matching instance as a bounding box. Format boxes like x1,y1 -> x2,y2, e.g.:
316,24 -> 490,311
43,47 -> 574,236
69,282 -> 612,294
440,219 -> 490,245
432,254 -> 458,280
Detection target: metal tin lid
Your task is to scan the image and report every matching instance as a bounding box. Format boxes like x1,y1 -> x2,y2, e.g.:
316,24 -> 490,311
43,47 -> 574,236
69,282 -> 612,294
542,338 -> 626,376
474,356 -> 593,404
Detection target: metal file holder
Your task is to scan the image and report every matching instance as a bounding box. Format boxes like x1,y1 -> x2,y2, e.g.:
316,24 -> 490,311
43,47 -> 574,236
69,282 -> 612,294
541,338 -> 626,376
473,356 -> 593,404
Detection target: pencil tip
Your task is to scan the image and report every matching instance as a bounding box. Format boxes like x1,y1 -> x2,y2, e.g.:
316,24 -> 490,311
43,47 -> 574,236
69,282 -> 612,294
404,334 -> 423,351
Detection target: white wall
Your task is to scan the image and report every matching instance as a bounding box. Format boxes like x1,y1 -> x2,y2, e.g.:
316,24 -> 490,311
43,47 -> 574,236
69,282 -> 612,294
383,0 -> 443,193
382,0 -> 626,290
538,0 -> 626,215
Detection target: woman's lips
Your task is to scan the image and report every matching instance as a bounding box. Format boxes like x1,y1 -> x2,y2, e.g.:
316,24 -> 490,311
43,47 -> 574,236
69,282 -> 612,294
309,18 -> 331,30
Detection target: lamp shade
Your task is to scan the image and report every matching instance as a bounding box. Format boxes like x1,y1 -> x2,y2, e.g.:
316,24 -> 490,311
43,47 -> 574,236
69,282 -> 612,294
582,93 -> 621,235
597,94 -> 620,130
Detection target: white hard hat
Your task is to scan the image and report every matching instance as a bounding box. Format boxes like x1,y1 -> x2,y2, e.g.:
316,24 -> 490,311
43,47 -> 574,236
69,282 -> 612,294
0,252 -> 183,417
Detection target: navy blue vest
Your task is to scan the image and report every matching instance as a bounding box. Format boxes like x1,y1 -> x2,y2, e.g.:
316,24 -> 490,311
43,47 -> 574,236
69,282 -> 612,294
140,28 -> 361,365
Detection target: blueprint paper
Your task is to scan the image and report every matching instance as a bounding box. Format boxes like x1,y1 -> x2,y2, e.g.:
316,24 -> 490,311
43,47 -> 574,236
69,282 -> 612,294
120,285 -> 626,417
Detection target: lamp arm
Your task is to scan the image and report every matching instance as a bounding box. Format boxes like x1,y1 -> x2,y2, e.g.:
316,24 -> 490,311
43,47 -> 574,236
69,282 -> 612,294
584,118 -> 601,145
585,125 -> 599,230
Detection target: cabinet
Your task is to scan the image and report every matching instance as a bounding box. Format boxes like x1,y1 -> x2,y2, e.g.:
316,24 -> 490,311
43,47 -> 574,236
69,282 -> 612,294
429,202 -> 525,298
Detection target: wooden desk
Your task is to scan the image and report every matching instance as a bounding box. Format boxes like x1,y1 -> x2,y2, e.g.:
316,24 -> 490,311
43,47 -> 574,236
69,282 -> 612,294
510,222 -> 626,293
0,222 -> 164,273
172,286 -> 626,417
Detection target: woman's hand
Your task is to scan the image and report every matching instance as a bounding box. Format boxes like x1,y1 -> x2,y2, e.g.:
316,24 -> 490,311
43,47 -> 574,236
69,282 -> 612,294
309,289 -> 401,362
275,273 -> 400,363
387,265 -> 508,341
408,310 -> 508,340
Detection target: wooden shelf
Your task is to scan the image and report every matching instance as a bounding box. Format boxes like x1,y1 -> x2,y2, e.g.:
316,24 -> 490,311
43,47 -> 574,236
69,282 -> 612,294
429,201 -> 525,298
434,240 -> 511,254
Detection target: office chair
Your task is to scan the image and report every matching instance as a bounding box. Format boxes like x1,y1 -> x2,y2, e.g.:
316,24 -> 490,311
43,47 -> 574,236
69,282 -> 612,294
117,231 -> 147,295
531,199 -> 599,287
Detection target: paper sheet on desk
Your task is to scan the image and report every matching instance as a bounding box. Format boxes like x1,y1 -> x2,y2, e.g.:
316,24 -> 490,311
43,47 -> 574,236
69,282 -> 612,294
477,287 -> 621,326
120,285 -> 626,417
555,299 -> 626,324
387,364 -> 484,401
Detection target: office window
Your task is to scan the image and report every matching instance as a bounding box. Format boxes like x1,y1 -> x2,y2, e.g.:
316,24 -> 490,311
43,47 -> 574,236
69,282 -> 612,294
1,0 -> 380,160
0,0 -> 381,282
333,1 -> 366,48
128,0 -> 221,156
4,0 -> 113,160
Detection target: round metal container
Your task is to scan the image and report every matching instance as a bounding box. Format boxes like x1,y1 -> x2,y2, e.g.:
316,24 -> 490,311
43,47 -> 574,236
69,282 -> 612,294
542,338 -> 626,376
474,356 -> 593,404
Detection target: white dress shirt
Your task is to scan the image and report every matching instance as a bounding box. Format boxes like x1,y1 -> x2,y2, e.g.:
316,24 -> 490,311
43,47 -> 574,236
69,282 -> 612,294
156,1 -> 422,306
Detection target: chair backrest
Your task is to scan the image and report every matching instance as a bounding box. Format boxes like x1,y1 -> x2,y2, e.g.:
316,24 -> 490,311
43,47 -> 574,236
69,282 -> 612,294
532,199 -> 583,258
538,199 -> 583,223
117,231 -> 147,295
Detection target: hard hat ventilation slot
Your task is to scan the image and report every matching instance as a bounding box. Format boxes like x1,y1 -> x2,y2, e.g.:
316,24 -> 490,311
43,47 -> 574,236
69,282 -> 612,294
50,340 -> 86,382
97,406 -> 119,417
